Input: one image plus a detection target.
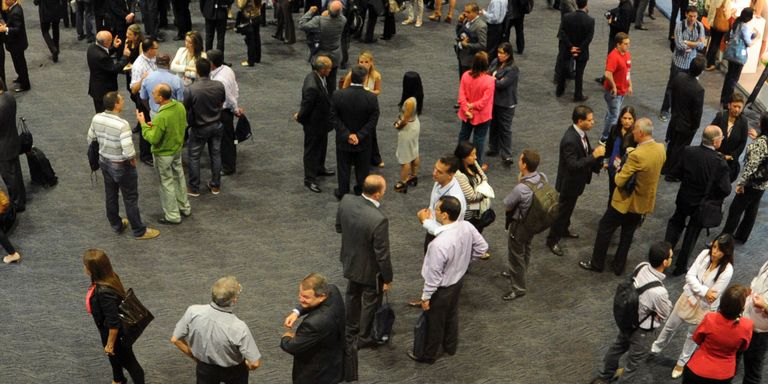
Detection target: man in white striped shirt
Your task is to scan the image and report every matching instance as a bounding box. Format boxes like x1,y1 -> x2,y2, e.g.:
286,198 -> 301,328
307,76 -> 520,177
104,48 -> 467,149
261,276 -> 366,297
87,92 -> 160,240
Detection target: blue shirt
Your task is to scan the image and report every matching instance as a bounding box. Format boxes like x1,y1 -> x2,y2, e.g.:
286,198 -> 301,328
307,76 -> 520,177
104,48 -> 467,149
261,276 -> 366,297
672,20 -> 706,69
140,68 -> 185,115
482,0 -> 507,25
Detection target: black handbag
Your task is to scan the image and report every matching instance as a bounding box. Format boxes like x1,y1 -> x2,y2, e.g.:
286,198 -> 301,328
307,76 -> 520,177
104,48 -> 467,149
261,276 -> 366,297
694,173 -> 724,231
475,208 -> 496,230
18,117 -> 33,155
235,114 -> 252,143
412,311 -> 429,359
87,140 -> 100,172
118,288 -> 155,346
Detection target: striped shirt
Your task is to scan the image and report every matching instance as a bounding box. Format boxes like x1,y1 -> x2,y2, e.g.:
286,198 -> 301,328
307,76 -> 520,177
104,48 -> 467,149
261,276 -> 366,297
87,111 -> 135,161
130,54 -> 157,89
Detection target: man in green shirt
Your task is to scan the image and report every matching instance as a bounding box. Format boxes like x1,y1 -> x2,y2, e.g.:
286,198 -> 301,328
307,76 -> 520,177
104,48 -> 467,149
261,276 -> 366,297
138,83 -> 191,224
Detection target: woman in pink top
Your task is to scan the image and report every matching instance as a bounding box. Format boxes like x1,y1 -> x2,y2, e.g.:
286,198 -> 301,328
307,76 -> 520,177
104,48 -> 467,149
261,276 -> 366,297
684,284 -> 753,383
457,51 -> 495,165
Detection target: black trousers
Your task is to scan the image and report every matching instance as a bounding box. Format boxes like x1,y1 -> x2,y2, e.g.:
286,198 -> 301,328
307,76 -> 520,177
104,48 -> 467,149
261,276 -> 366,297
275,0 -> 295,43
382,8 -> 395,39
486,22 -> 504,60
303,127 -> 328,183
423,279 -> 463,361
706,28 -> 726,67
158,0 -> 170,27
345,280 -> 382,346
556,54 -> 587,99
589,205 -> 642,275
0,157 -> 26,211
370,127 -> 382,166
141,0 -> 159,38
171,0 -> 192,37
98,328 -> 145,384
682,365 -> 731,383
662,130 -> 695,175
336,146 -> 371,196
196,361 -> 248,384
41,20 -> 61,55
8,49 -> 30,89
0,42 -> 5,90
505,16 -> 525,54
547,193 -> 578,246
133,96 -> 153,163
668,0 -> 686,38
220,109 -> 237,173
205,18 -> 228,52
722,186 -> 765,243
92,95 -> 106,113
0,207 -> 16,254
243,20 -> 261,64
363,5 -> 378,42
740,330 -> 768,384
664,203 -> 702,271
721,61 -> 744,107
660,64 -> 685,114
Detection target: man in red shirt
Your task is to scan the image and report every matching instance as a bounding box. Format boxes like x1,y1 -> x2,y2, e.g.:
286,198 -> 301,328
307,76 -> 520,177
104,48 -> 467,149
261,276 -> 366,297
599,32 -> 632,144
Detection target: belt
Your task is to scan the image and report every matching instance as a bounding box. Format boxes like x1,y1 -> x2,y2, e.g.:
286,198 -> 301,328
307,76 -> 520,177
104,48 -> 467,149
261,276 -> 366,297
99,156 -> 131,164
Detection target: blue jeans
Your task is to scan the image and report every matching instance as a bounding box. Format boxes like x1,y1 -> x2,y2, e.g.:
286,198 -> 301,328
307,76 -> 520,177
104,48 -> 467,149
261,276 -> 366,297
100,159 -> 146,237
601,91 -> 624,142
187,124 -> 223,192
458,120 -> 491,164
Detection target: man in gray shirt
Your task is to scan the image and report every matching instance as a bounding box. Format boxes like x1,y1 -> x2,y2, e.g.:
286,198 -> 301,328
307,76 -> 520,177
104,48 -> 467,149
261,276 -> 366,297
171,276 -> 262,383
299,1 -> 346,93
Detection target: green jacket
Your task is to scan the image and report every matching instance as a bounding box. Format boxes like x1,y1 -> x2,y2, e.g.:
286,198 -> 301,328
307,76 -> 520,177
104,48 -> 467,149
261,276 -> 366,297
141,100 -> 187,156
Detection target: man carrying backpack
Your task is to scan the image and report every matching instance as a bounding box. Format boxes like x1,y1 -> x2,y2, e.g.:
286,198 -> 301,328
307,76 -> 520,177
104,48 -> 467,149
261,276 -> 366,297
589,241 -> 673,384
501,149 -> 547,301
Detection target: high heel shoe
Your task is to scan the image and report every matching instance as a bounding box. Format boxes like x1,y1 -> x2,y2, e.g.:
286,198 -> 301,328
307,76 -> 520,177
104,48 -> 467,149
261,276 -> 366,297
3,252 -> 21,264
394,181 -> 408,193
428,13 -> 441,21
406,176 -> 418,187
444,15 -> 452,23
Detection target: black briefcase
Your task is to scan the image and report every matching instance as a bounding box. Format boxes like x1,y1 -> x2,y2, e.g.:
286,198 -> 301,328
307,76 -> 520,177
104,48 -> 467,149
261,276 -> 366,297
412,311 -> 428,359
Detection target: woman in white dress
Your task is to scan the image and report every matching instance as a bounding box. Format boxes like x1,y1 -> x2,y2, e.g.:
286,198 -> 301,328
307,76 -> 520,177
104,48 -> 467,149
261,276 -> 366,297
393,72 -> 423,193
171,30 -> 206,87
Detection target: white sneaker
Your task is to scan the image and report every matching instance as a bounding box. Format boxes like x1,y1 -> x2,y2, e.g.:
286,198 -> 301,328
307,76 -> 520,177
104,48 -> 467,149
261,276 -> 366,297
402,18 -> 414,25
415,19 -> 423,27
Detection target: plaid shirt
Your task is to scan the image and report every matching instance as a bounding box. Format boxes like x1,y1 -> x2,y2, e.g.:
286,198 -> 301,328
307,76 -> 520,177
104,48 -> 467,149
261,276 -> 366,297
672,20 -> 706,70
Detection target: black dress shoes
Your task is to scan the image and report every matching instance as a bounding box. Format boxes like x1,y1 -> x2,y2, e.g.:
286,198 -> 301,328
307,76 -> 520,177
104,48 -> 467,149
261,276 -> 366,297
304,182 -> 322,193
502,291 -> 525,301
579,261 -> 602,273
564,231 -> 579,239
363,38 -> 378,44
548,243 -> 564,256
13,86 -> 30,93
499,271 -> 511,278
573,95 -> 589,102
333,189 -> 344,200
406,349 -> 435,364
671,267 -> 687,277
318,168 -> 335,176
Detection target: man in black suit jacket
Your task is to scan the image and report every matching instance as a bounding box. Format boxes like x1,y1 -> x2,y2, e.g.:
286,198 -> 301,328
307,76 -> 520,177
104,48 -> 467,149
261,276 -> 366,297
281,273 -> 345,384
0,80 -> 25,212
336,175 -> 392,349
546,105 -> 605,256
662,55 -> 705,179
87,31 -> 129,112
105,0 -> 134,41
664,125 -> 731,275
201,0 -> 233,52
296,55 -> 335,193
34,0 -> 66,63
0,0 -> 30,92
555,0 -> 593,101
712,93 -> 749,182
330,64 -> 380,200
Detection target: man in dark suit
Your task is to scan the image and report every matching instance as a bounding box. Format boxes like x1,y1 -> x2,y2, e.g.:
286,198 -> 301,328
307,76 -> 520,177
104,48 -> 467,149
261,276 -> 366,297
34,0 -> 66,63
664,125 -> 731,276
171,0 -> 191,40
0,0 -> 30,92
555,0 -> 593,101
455,2 -> 487,77
546,105 -> 605,256
330,64 -> 380,200
87,30 -> 130,113
105,0 -> 134,42
295,55 -> 335,193
298,1 -> 346,94
0,79 -> 25,212
336,175 -> 392,349
662,55 -> 705,180
281,273 -> 345,384
711,92 -> 749,182
201,0 -> 233,52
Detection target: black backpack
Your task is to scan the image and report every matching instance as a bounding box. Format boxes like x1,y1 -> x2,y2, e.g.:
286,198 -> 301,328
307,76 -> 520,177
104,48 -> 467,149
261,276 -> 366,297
372,294 -> 395,344
26,147 -> 58,187
613,264 -> 663,334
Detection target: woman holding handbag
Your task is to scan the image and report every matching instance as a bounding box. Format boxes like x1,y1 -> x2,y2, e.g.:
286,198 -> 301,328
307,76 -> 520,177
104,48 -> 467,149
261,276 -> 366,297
393,71 -> 423,193
0,190 -> 20,264
720,7 -> 758,107
650,234 -> 735,379
705,0 -> 734,70
84,249 -> 145,384
454,141 -> 493,260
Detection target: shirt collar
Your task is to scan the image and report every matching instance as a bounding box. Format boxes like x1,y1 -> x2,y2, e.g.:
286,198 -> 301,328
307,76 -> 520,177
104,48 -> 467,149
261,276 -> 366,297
573,124 -> 586,138
521,171 -> 539,181
362,194 -> 380,208
209,302 -> 233,313
703,144 -> 716,151
437,178 -> 457,193
350,83 -> 364,87
433,221 -> 458,236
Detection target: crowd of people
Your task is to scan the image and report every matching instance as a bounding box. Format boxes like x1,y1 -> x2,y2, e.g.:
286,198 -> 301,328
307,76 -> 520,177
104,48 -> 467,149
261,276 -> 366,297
2,0 -> 768,382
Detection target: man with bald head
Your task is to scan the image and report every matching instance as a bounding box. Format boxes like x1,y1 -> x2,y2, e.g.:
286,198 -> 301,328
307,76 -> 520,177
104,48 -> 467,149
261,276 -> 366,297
296,55 -> 334,193
336,174 -> 393,350
138,83 -> 191,224
87,30 -> 129,112
299,0 -> 346,93
663,125 -> 731,276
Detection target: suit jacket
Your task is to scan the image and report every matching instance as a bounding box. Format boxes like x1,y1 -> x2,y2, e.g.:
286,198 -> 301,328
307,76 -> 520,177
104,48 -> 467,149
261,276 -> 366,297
0,93 -> 18,162
711,110 -> 748,181
3,3 -> 28,52
200,0 -> 233,20
669,72 -> 705,137
558,9 -> 594,62
298,13 -> 346,67
281,284 -> 345,384
331,85 -> 379,153
671,145 -> 731,208
105,0 -> 132,23
555,125 -> 603,197
87,43 -> 128,98
297,71 -> 332,134
335,195 -> 392,286
455,16 -> 487,67
612,140 -> 666,214
34,0 -> 66,23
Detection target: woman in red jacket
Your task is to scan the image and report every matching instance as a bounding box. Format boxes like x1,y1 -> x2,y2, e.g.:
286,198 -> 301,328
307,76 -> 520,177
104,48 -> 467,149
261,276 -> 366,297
457,51 -> 495,166
684,284 -> 753,383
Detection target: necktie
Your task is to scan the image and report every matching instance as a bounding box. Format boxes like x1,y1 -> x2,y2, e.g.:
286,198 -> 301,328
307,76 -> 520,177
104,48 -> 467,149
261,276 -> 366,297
582,135 -> 588,153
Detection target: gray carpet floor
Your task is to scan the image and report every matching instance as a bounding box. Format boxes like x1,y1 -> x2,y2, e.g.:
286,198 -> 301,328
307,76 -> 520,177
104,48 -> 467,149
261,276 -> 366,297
0,1 -> 766,383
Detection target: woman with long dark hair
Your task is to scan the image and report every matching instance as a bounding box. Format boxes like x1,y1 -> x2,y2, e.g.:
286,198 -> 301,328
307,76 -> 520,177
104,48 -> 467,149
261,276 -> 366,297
720,7 -> 759,107
683,284 -> 753,383
486,42 -> 520,166
453,141 -> 492,256
651,234 -> 735,379
458,51 -> 495,166
84,249 -> 145,384
604,105 -> 636,201
393,71 -> 423,193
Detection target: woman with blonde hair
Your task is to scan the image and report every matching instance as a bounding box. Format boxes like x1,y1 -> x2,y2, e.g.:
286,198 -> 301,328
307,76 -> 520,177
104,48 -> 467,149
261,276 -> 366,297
171,30 -> 206,86
83,249 -> 145,384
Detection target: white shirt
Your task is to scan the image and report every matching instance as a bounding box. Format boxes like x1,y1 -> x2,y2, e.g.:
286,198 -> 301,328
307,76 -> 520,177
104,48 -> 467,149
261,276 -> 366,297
683,249 -> 734,311
130,54 -> 157,89
211,65 -> 239,112
744,261 -> 768,332
422,178 -> 467,235
362,194 -> 380,208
